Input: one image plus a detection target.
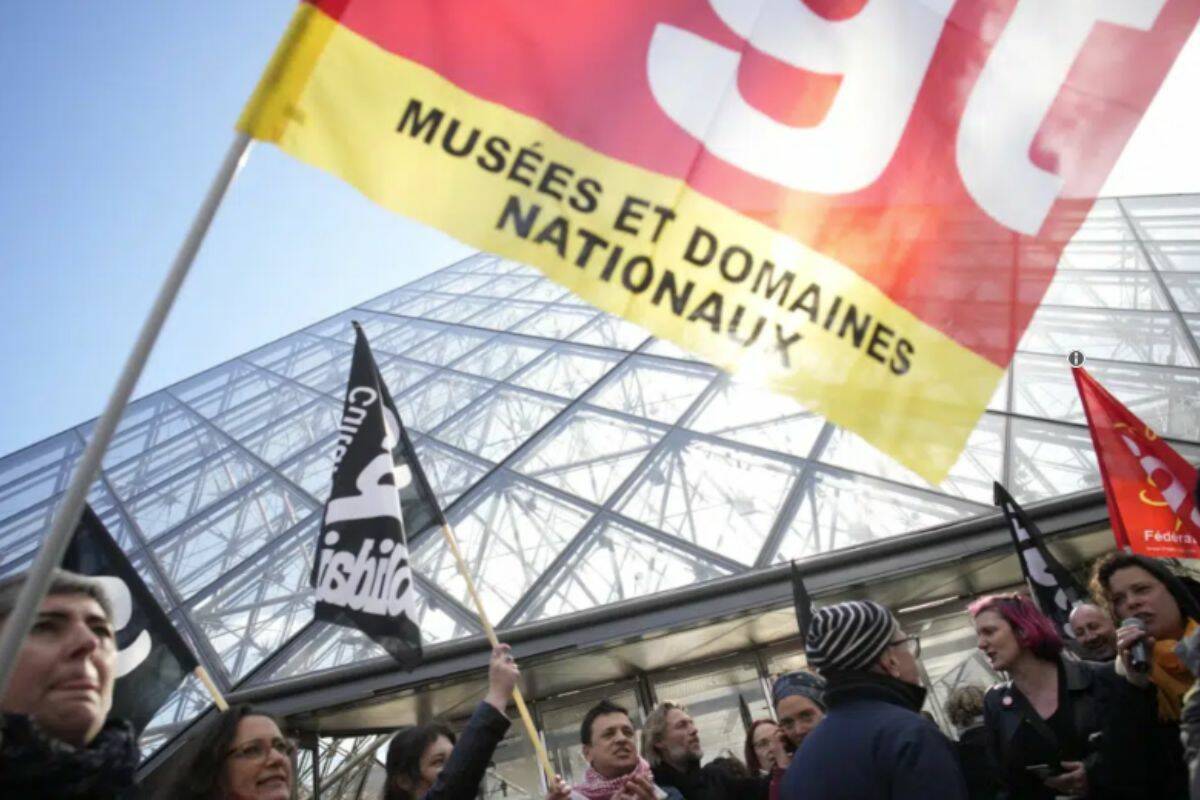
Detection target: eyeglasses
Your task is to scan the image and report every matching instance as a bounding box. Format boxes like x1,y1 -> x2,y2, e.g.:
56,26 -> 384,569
889,635 -> 921,659
227,737 -> 299,762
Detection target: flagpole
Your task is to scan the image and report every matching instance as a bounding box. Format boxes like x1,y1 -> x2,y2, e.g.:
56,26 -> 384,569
439,522 -> 557,784
0,132 -> 253,699
194,665 -> 231,712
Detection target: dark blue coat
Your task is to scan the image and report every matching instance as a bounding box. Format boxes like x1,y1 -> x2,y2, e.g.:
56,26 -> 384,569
780,673 -> 967,800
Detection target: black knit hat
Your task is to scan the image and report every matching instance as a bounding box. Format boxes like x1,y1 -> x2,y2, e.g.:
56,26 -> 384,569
805,600 -> 898,673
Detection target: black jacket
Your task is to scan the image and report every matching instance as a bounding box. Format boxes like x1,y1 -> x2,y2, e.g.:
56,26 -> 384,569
981,656 -> 1147,799
955,725 -> 1000,800
0,713 -> 140,799
422,701 -> 511,800
652,759 -> 769,800
780,671 -> 967,800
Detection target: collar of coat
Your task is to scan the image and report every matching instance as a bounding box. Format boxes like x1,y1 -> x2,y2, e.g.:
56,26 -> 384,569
822,669 -> 928,712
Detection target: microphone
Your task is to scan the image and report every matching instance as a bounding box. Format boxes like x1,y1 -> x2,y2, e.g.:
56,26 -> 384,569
1122,617 -> 1151,674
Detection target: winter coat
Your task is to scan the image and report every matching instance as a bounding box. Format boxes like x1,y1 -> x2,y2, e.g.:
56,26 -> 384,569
651,759 -> 769,800
981,655 -> 1151,799
779,671 -> 967,800
0,713 -> 140,799
954,725 -> 1000,800
421,701 -> 510,800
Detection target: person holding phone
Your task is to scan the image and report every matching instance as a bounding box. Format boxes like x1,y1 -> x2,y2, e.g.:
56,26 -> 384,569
970,594 -> 1132,799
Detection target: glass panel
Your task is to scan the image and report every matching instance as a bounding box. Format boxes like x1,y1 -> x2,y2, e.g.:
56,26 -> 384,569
615,436 -> 799,564
1013,354 -> 1200,443
178,364 -> 288,418
1007,419 -> 1100,503
0,436 -> 81,521
395,373 -> 493,432
512,408 -> 663,504
389,293 -> 457,318
412,478 -> 592,621
512,307 -> 597,340
1145,242 -> 1200,272
408,328 -> 492,366
414,440 -> 491,508
465,300 -> 544,332
242,398 -> 343,465
1055,241 -> 1147,272
152,476 -> 316,601
294,351 -> 354,396
686,379 -> 824,458
773,469 -> 980,562
97,401 -> 201,468
434,389 -> 564,463
280,437 -> 338,504
251,335 -> 351,379
519,520 -> 731,622
1162,272 -> 1200,313
651,662 -> 770,766
439,273 -> 502,295
589,359 -> 716,425
376,355 -> 436,398
508,278 -> 569,303
511,348 -> 622,399
424,296 -> 496,323
1018,307 -> 1198,367
817,415 -> 1004,505
640,337 -> 707,363
470,274 -> 539,299
189,517 -> 319,682
212,384 -> 325,441
126,449 -> 263,541
570,315 -> 651,350
105,425 -> 227,501
1038,270 -> 1169,311
482,724 -> 540,800
451,337 -> 549,381
363,318 -> 446,356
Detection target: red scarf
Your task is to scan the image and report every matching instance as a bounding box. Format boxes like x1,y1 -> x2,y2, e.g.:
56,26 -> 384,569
574,757 -> 656,800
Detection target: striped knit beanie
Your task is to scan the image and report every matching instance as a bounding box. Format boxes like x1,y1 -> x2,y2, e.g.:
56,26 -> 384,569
805,600 -> 898,673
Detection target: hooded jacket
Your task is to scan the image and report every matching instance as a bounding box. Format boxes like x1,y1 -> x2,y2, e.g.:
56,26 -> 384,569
779,671 -> 967,800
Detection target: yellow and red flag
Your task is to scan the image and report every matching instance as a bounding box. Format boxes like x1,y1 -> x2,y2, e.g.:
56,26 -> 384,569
239,0 -> 1198,483
1073,366 -> 1200,559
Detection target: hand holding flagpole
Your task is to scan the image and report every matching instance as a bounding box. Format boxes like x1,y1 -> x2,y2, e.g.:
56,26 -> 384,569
439,521 -> 557,784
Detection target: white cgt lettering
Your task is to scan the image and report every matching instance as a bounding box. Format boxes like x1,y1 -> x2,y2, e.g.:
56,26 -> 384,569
648,0 -> 1167,234
648,0 -> 953,194
957,0 -> 1166,234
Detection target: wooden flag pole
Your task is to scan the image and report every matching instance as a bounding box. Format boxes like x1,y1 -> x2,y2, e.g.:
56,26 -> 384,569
438,522 -> 557,784
0,133 -> 254,700
194,664 -> 230,712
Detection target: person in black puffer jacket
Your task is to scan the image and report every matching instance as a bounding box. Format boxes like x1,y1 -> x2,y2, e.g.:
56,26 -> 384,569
0,569 -> 140,799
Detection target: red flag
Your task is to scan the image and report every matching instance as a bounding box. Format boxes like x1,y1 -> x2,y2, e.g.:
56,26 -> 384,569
1073,365 -> 1200,559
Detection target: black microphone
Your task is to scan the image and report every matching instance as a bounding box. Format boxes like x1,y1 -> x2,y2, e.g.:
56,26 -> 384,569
1122,617 -> 1150,674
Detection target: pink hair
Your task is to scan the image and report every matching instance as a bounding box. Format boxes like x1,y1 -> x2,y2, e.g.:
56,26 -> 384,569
968,593 -> 1063,661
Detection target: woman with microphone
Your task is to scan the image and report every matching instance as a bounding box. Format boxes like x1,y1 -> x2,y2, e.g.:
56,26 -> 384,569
1091,552 -> 1200,799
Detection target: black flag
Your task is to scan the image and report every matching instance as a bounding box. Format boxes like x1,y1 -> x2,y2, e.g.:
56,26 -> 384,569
312,324 -> 444,667
790,560 -> 812,640
61,505 -> 198,734
994,482 -> 1086,642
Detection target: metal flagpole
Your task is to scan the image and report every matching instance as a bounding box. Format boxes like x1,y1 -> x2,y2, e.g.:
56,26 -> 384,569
0,132 -> 254,698
438,522 -> 557,784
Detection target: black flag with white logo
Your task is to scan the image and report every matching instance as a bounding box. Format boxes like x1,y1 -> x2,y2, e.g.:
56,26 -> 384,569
994,482 -> 1086,643
61,505 -> 198,735
312,323 -> 443,667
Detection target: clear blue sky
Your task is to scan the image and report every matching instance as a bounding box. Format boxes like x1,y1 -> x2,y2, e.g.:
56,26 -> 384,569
0,2 -> 469,456
0,2 -> 1196,458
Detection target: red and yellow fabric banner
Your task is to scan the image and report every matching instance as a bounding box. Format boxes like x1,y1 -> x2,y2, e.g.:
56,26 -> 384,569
1073,366 -> 1200,559
239,0 -> 1198,483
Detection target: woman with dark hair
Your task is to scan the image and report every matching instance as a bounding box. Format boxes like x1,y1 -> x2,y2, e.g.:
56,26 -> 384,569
969,594 -> 1132,799
170,704 -> 297,800
382,643 -> 519,800
1091,552 -> 1200,799
743,720 -> 782,777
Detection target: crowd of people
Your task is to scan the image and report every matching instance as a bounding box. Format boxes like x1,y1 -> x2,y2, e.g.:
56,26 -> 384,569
4,552 -> 1200,798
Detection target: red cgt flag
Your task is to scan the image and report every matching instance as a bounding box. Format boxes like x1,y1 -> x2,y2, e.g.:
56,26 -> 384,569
1073,365 -> 1200,559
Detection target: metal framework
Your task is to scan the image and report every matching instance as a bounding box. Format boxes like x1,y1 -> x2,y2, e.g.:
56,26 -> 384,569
1,194 -> 1198,796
